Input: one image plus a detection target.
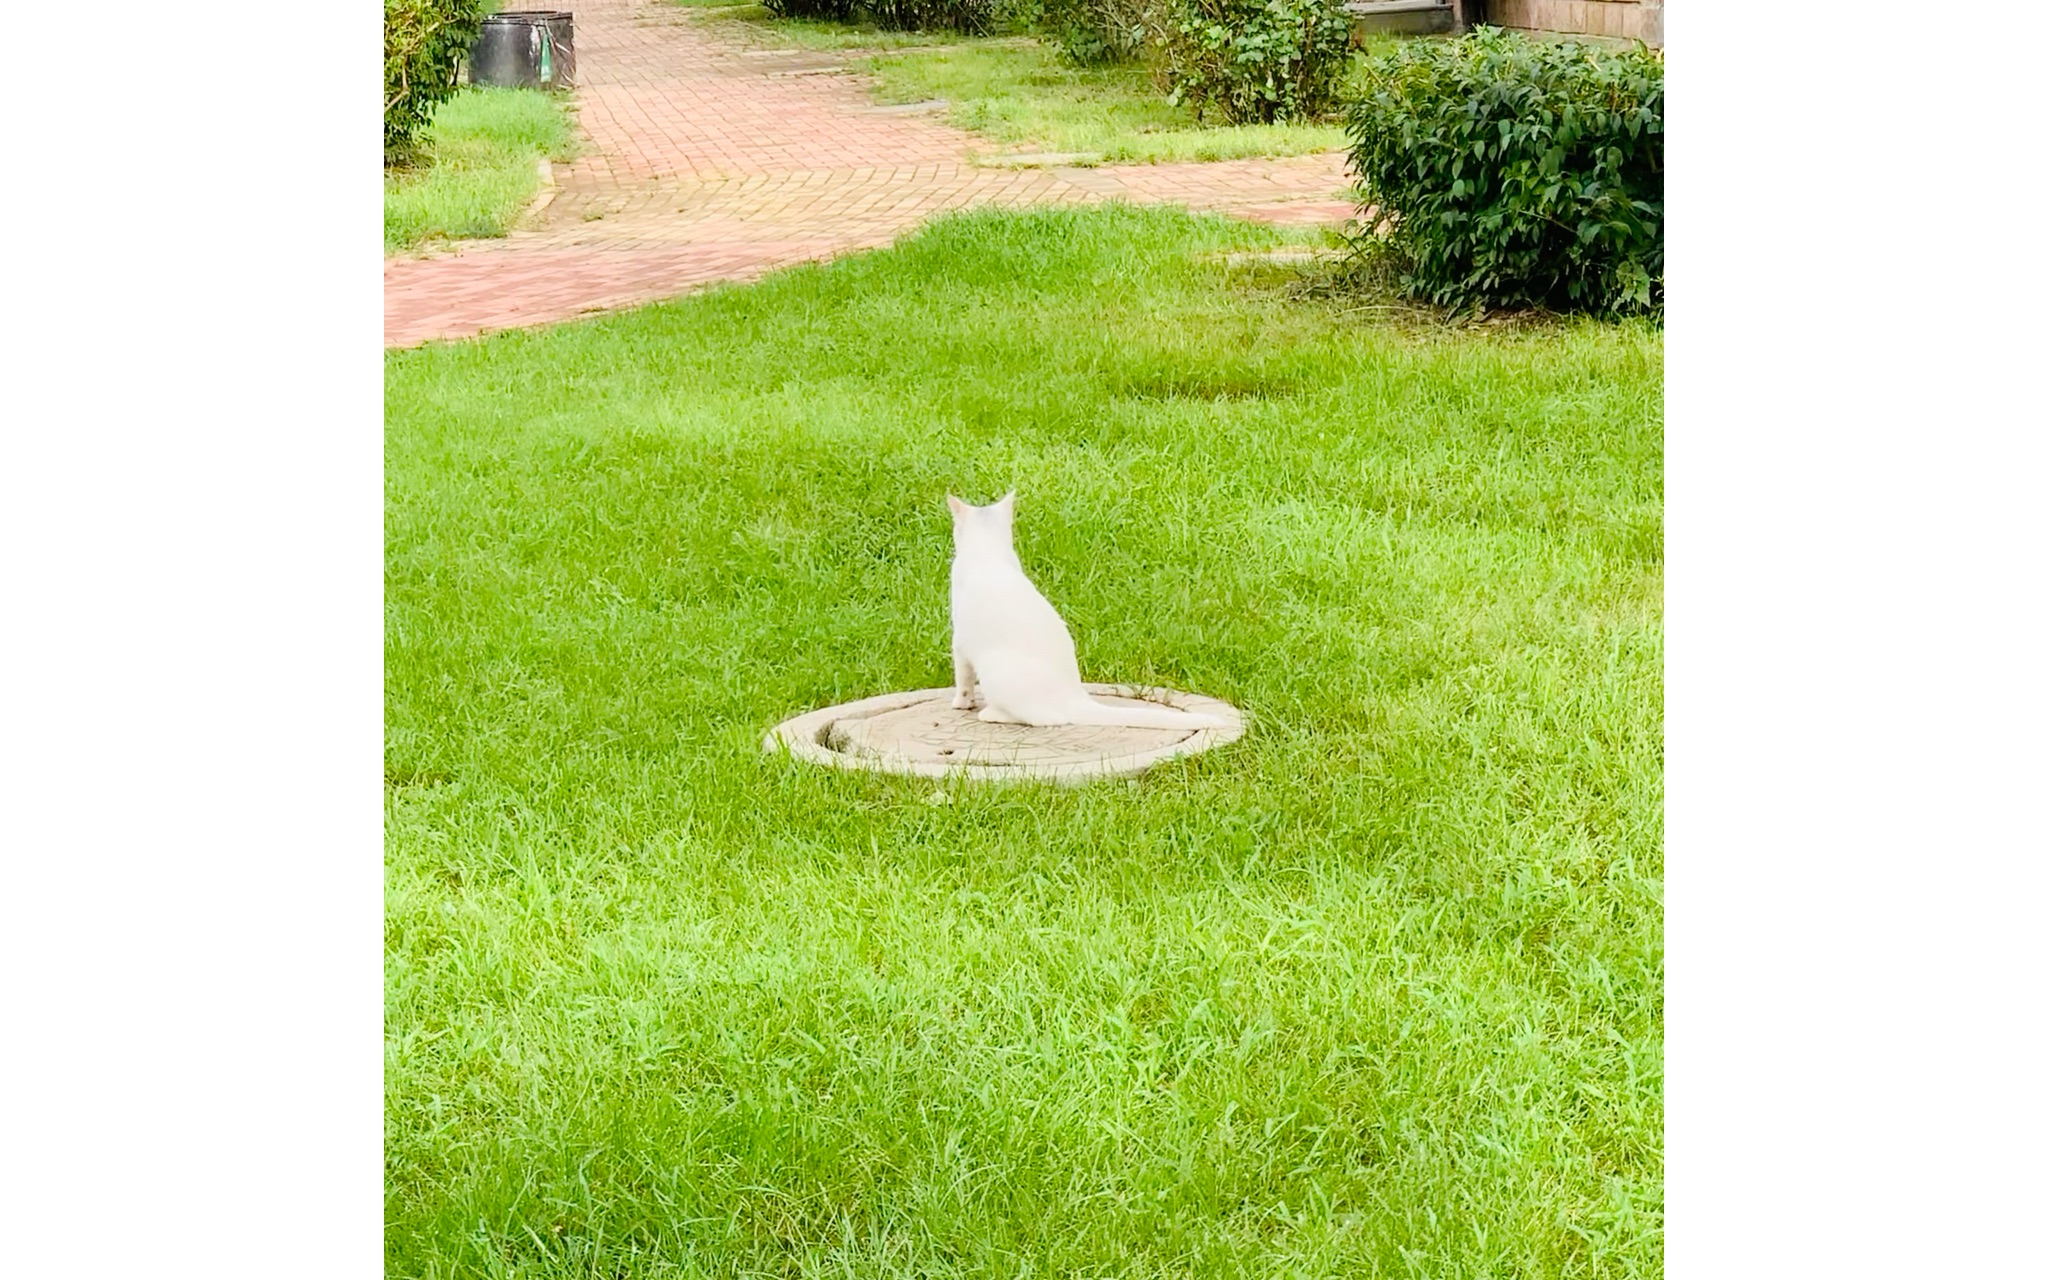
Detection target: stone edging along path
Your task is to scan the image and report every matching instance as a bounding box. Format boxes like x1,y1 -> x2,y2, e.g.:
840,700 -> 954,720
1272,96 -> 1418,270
383,0 -> 1359,348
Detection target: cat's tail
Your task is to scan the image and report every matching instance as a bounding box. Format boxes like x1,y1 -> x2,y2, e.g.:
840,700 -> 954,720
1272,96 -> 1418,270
1065,698 -> 1233,732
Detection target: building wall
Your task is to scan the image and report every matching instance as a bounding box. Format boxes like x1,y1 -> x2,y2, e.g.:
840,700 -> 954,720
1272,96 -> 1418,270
1483,0 -> 1663,46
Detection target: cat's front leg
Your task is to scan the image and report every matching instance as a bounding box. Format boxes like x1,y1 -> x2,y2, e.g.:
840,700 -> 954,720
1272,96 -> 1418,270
951,652 -> 980,710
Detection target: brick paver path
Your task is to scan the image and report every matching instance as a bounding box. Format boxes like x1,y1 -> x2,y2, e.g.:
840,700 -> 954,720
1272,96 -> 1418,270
384,0 -> 1357,347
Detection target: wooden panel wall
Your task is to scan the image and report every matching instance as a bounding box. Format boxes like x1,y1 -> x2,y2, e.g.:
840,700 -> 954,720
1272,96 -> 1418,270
1483,0 -> 1663,46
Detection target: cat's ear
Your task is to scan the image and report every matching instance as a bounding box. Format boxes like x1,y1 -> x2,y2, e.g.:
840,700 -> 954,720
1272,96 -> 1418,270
997,490 -> 1016,512
946,494 -> 967,516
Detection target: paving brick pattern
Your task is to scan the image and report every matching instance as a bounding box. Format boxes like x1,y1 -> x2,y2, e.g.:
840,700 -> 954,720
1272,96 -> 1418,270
384,0 -> 1358,347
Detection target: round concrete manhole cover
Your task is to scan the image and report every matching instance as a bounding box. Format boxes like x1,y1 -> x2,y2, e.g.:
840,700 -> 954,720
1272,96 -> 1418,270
764,685 -> 1245,783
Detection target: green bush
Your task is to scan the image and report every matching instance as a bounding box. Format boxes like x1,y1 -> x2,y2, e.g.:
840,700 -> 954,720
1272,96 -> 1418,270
1345,27 -> 1664,316
761,0 -> 1017,32
759,0 -> 858,20
385,0 -> 494,164
1154,0 -> 1351,124
1034,0 -> 1157,65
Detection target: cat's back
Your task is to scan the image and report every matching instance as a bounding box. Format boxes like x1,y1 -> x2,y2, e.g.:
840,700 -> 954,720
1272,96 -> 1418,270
952,554 -> 1070,638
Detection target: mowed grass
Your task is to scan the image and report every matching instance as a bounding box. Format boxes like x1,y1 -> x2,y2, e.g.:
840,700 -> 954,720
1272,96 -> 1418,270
862,41 -> 1351,163
385,87 -> 577,253
673,0 -> 1351,163
385,204 -> 1663,1278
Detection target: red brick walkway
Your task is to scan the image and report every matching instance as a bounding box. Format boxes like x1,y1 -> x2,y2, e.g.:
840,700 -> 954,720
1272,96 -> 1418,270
384,0 -> 1357,347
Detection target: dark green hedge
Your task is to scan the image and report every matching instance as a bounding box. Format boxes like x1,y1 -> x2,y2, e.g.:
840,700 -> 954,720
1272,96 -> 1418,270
1033,0 -> 1155,65
1158,0 -> 1353,125
761,0 -> 1019,33
1346,27 -> 1664,315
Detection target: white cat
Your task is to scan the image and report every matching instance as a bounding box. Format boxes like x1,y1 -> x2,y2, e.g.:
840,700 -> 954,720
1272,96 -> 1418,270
947,491 -> 1231,731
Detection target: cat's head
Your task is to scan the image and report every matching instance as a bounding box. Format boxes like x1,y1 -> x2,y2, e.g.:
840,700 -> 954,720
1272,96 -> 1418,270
946,491 -> 1016,552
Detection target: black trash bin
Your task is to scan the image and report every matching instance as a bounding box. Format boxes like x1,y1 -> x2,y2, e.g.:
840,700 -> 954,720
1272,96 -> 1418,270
543,11 -> 574,87
468,11 -> 575,91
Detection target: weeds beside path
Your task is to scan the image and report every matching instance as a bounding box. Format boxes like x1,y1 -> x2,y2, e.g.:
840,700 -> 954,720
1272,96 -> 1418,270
385,87 -> 577,253
383,0 -> 1354,347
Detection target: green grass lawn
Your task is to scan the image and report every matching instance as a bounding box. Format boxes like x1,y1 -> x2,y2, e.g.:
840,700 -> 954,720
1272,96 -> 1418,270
386,204 -> 1663,1278
676,1 -> 1352,163
863,41 -> 1352,163
385,87 -> 577,253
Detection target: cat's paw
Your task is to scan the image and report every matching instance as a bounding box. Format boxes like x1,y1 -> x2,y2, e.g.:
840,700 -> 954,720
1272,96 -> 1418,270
951,691 -> 979,710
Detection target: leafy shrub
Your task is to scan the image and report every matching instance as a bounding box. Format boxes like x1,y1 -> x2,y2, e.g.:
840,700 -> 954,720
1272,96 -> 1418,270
760,0 -> 858,19
1154,0 -> 1352,125
1345,27 -> 1664,316
385,0 -> 494,164
762,0 -> 1019,33
1034,0 -> 1157,65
